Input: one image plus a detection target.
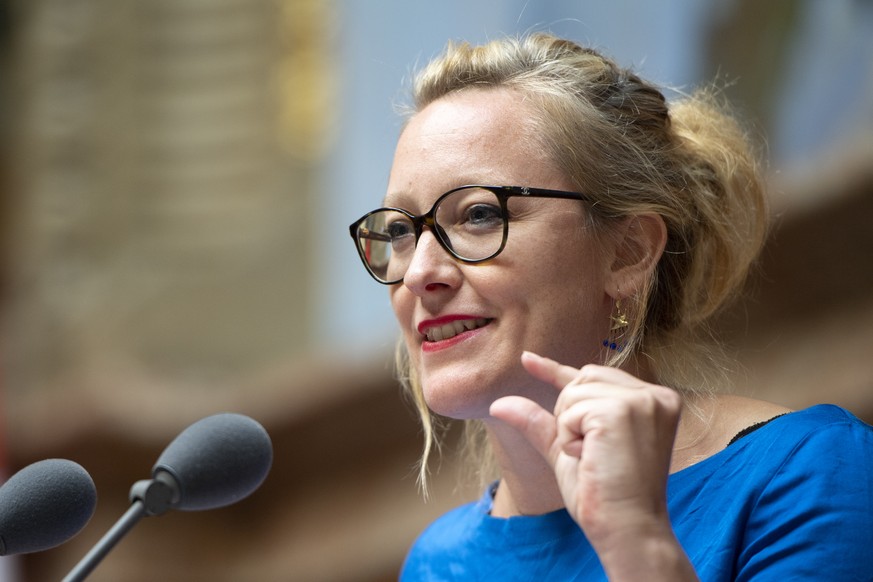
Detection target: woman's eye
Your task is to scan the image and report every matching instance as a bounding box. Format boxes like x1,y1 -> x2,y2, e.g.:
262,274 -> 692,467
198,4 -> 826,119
386,220 -> 413,239
464,204 -> 504,227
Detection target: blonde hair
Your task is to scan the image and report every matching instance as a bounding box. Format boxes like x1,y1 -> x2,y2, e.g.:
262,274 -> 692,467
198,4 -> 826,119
395,33 -> 768,491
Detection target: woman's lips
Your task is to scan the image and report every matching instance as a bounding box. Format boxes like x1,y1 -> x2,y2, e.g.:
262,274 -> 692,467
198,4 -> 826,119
417,316 -> 493,352
420,317 -> 491,342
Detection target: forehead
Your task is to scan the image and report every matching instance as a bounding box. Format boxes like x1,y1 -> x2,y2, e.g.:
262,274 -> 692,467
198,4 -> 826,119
384,88 -> 561,209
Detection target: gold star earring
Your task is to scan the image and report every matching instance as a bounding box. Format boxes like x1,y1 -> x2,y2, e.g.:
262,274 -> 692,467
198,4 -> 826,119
610,298 -> 629,330
603,298 -> 629,352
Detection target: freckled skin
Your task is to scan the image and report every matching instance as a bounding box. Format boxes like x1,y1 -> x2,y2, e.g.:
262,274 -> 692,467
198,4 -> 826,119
386,88 -> 615,420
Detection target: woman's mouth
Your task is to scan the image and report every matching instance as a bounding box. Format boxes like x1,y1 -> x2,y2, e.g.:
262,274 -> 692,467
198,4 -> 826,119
422,317 -> 491,342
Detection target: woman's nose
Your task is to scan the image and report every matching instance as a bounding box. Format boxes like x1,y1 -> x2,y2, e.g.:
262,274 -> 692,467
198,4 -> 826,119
402,229 -> 461,294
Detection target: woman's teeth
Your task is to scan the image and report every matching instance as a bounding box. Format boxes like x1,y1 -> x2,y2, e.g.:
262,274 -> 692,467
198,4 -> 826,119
425,318 -> 490,342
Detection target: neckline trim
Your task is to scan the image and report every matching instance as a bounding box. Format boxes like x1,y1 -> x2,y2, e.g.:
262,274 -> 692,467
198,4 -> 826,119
727,413 -> 790,447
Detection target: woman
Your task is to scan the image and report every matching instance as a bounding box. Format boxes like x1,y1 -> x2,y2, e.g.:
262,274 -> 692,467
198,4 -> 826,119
349,34 -> 873,581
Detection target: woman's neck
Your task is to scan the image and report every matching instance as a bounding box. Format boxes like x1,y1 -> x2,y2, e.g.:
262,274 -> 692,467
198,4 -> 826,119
485,418 -> 564,517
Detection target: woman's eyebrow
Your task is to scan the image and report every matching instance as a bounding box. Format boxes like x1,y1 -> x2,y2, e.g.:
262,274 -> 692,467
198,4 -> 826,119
382,190 -> 430,212
381,192 -> 406,208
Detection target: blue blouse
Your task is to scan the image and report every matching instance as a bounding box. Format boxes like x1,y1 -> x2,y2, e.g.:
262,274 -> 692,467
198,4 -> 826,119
400,405 -> 873,581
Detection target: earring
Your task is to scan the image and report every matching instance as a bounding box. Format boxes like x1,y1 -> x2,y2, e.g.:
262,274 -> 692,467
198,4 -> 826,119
602,298 -> 629,352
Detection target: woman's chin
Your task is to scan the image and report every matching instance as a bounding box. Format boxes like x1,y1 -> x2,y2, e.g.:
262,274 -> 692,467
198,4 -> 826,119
422,385 -> 493,420
421,371 -> 522,420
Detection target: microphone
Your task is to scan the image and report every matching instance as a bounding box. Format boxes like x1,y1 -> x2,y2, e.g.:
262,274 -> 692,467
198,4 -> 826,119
151,411 -> 274,511
62,413 -> 272,582
0,459 -> 97,556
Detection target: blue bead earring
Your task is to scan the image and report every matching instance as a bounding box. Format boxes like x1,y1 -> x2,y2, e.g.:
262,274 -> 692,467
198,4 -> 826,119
602,298 -> 629,352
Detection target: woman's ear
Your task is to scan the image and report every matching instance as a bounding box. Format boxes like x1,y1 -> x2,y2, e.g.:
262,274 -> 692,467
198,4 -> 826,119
606,213 -> 667,296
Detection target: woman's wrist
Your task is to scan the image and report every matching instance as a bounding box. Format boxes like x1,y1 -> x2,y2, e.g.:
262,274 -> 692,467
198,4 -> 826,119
592,517 -> 698,582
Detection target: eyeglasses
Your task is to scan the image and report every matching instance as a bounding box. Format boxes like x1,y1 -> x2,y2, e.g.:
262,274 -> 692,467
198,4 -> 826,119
349,185 -> 592,284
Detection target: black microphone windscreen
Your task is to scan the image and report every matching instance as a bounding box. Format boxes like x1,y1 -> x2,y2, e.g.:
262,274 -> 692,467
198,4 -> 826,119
152,413 -> 272,511
0,459 -> 97,556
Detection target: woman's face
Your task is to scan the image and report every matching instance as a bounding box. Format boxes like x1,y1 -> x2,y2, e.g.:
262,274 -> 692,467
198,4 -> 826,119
386,88 -> 614,420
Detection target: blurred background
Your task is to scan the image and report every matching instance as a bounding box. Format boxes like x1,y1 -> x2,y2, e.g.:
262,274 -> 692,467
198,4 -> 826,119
0,0 -> 871,580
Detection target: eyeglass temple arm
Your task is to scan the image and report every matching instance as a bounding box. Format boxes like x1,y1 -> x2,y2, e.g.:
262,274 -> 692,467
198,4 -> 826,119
511,186 -> 590,203
356,226 -> 392,243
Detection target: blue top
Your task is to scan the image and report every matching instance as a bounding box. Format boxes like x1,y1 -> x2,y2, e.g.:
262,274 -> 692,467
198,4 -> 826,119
400,405 -> 873,581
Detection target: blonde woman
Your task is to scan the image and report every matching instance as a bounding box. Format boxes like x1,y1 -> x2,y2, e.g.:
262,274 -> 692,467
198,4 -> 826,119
349,34 -> 873,581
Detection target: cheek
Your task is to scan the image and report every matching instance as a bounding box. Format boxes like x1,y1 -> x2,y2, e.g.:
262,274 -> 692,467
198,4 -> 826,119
389,287 -> 410,324
515,251 -> 609,354
390,287 -> 418,347
505,246 -> 590,305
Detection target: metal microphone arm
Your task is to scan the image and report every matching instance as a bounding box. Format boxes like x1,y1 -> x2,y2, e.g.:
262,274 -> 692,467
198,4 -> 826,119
61,473 -> 180,582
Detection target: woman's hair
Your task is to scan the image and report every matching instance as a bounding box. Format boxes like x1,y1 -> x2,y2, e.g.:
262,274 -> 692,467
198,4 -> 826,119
395,33 -> 769,491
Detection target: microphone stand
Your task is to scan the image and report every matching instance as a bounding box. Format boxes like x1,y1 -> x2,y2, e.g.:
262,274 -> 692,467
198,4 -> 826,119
62,473 -> 179,582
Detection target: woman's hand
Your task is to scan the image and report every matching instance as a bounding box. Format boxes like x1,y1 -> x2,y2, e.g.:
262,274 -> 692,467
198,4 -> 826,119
489,351 -> 696,581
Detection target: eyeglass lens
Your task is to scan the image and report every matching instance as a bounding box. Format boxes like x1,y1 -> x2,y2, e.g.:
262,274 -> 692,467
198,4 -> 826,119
354,187 -> 507,282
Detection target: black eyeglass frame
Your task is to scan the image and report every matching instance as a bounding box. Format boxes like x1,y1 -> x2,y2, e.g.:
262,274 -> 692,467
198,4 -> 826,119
349,184 -> 592,285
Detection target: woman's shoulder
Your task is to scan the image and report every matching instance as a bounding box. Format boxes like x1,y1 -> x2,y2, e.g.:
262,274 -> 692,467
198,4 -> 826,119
725,404 -> 873,523
721,402 -> 869,470
670,403 -> 873,510
669,403 -> 873,579
751,402 -> 873,455
702,395 -> 868,453
718,397 -> 873,453
733,401 -> 872,443
712,394 -> 794,445
775,402 -> 871,427
674,398 -> 873,476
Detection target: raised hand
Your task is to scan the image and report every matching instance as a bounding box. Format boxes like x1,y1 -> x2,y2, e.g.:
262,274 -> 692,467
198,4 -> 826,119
490,351 -> 696,580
